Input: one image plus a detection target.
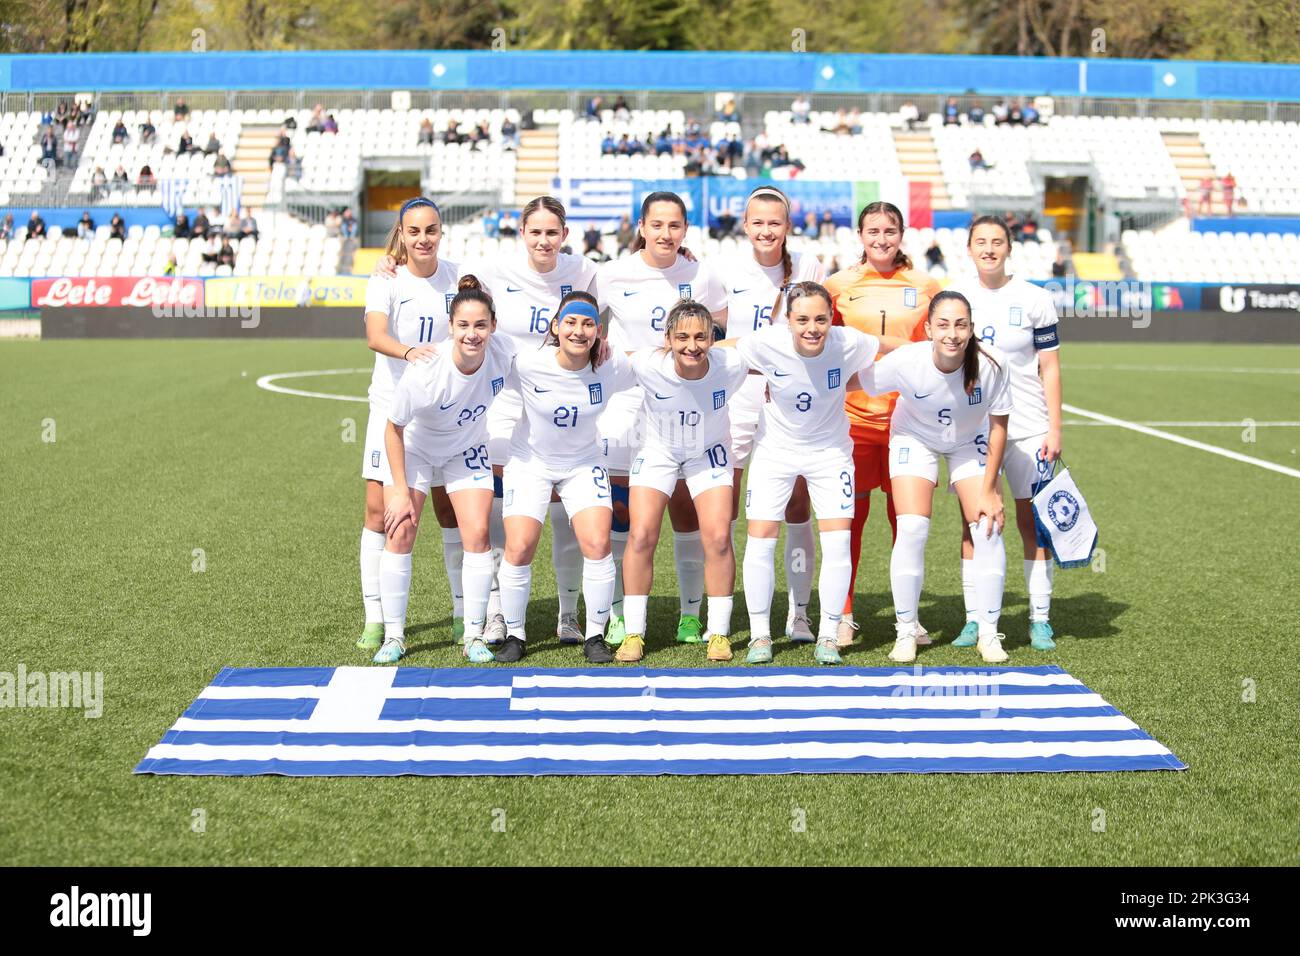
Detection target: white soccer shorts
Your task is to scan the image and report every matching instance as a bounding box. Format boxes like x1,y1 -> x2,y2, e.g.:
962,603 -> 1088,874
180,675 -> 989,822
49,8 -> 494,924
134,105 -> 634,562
1002,431 -> 1052,499
629,442 -> 734,499
596,389 -> 644,475
744,444 -> 855,521
727,378 -> 766,469
503,459 -> 613,522
361,401 -> 393,483
888,432 -> 988,489
385,440 -> 495,496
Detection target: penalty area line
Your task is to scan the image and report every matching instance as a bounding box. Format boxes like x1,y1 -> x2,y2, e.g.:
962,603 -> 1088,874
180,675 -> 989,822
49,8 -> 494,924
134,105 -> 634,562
1062,403 -> 1300,479
256,368 -> 369,403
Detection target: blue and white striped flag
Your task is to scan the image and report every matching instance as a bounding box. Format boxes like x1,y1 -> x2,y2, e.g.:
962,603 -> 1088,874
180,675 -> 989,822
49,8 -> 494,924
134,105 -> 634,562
219,176 -> 242,218
135,666 -> 1185,776
159,178 -> 189,218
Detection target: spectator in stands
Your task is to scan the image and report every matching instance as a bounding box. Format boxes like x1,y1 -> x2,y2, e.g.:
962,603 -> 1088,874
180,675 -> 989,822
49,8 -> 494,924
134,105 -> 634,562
109,213 -> 126,241
174,212 -> 191,239
324,209 -> 342,238
111,164 -> 129,186
583,222 -> 601,256
39,127 -> 58,167
214,152 -> 233,176
201,234 -> 223,264
137,165 -> 156,187
73,98 -> 93,126
307,104 -> 326,133
615,133 -> 631,155
968,103 -> 985,125
91,166 -> 108,200
173,97 -> 190,122
653,129 -> 672,156
27,210 -> 47,239
827,109 -> 853,136
218,240 -> 235,268
164,254 -> 178,276
614,214 -> 634,254
1221,172 -> 1237,216
192,208 -> 210,239
284,148 -> 302,181
340,207 -> 358,239
40,107 -> 53,126
585,95 -> 602,120
925,239 -> 945,276
943,97 -> 960,125
613,95 -> 630,122
498,210 -> 519,237
203,131 -> 220,155
239,207 -> 259,241
1021,102 -> 1039,125
0,214 -> 13,241
847,108 -> 863,135
54,100 -> 69,125
969,148 -> 993,171
992,100 -> 1010,124
817,210 -> 836,240
684,116 -> 703,142
601,132 -> 617,155
444,119 -> 465,145
139,119 -> 156,144
269,138 -> 288,168
1005,210 -> 1022,241
480,208 -> 498,239
711,209 -> 738,239
323,114 -> 338,134
1008,101 -> 1024,124
717,99 -> 739,124
177,128 -> 195,155
62,121 -> 80,166
791,94 -> 811,124
76,211 -> 95,239
469,120 -> 490,149
225,209 -> 241,238
1021,217 -> 1039,242
900,100 -> 920,130
112,119 -> 129,144
501,115 -> 519,149
1052,248 -> 1072,279
795,210 -> 817,236
1198,175 -> 1214,215
283,114 -> 297,130
418,117 -> 435,145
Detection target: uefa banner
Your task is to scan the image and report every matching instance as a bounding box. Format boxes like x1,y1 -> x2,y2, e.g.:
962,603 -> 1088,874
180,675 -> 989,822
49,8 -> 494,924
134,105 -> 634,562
204,276 -> 370,308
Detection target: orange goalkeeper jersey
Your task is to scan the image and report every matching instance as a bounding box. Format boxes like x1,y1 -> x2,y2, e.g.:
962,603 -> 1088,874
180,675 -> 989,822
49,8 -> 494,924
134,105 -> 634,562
826,263 -> 939,444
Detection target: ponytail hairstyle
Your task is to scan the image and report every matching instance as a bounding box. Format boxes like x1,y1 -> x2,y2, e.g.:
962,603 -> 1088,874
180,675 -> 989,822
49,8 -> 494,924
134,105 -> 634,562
450,273 -> 496,324
658,298 -> 714,353
966,213 -> 1012,247
544,290 -> 601,371
856,200 -> 912,271
927,290 -> 999,396
745,185 -> 794,321
631,190 -> 688,253
384,196 -> 441,266
783,280 -> 833,317
521,195 -> 568,230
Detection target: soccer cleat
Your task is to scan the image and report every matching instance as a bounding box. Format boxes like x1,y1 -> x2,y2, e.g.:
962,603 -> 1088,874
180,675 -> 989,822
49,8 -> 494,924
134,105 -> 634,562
814,638 -> 843,665
583,636 -> 615,664
1029,621 -> 1057,651
888,625 -> 918,663
372,636 -> 406,665
706,633 -> 733,661
977,632 -> 1010,664
914,621 -> 933,647
494,635 -> 526,663
556,612 -> 583,645
483,613 -> 507,646
614,634 -> 645,662
786,611 -> 815,644
836,616 -> 860,648
605,615 -> 627,647
463,637 -> 495,664
356,622 -> 384,651
745,637 -> 774,664
452,617 -> 465,645
676,615 -> 705,643
953,620 -> 980,648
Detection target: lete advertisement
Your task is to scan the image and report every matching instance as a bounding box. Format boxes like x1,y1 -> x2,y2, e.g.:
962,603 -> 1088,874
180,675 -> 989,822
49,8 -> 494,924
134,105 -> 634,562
32,276 -> 204,309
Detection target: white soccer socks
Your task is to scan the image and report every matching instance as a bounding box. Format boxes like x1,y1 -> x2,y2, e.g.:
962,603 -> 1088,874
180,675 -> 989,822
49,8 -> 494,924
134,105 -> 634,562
550,501 -> 582,617
622,593 -> 649,637
707,595 -> 733,638
970,519 -> 1007,637
890,514 -> 930,625
441,526 -> 465,619
1025,558 -> 1054,623
743,535 -> 778,640
961,558 -> 977,623
498,559 -> 532,641
610,529 -> 629,619
379,549 -> 413,640
583,554 -> 617,639
784,520 -> 815,619
461,549 -> 496,640
360,528 -> 385,625
673,530 -> 705,618
817,529 -> 852,641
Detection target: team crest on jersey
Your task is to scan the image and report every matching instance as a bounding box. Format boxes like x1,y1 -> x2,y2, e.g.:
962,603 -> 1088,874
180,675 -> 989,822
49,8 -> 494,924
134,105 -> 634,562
560,284 -> 572,298
969,386 -> 982,405
1009,306 -> 1023,327
371,450 -> 380,468
713,389 -> 726,410
903,287 -> 917,308
678,283 -> 692,300
444,292 -> 455,313
827,368 -> 842,389
504,489 -> 514,507
588,383 -> 603,405
898,447 -> 910,464
491,377 -> 504,395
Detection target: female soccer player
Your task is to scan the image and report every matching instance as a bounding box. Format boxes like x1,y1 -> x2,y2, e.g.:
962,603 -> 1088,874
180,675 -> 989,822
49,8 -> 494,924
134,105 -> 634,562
357,197 -> 460,653
825,201 -> 939,647
856,290 -> 1013,665
614,300 -> 749,663
730,281 -> 902,665
951,215 -> 1062,649
597,191 -> 727,649
374,197 -> 598,648
376,277 -> 517,665
723,185 -> 824,644
494,291 -> 633,664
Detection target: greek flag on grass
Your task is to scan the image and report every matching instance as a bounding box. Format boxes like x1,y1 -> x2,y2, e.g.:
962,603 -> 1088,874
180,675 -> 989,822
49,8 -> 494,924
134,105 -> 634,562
134,666 -> 1185,777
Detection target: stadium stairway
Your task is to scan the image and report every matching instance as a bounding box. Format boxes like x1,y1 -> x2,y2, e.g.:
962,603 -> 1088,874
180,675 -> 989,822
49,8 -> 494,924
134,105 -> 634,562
1162,130 -> 1217,208
514,128 -> 559,205
892,127 -> 951,210
232,125 -> 279,212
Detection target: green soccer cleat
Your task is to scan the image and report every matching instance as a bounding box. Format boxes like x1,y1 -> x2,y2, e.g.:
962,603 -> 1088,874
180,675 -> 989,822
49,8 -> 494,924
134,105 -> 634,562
953,621 -> 979,648
814,638 -> 843,666
745,637 -> 774,664
676,614 -> 705,644
356,622 -> 385,651
605,615 -> 627,647
1029,621 -> 1057,651
372,636 -> 406,665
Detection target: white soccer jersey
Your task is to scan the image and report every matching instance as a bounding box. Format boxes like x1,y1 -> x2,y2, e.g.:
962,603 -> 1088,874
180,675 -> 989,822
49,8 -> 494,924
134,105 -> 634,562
463,252 -> 598,346
597,253 -> 728,351
389,336 -> 519,463
858,341 -> 1013,453
737,325 -> 880,457
630,346 -> 749,460
509,347 -> 638,470
364,259 -> 460,404
950,275 -> 1059,440
723,249 -> 824,337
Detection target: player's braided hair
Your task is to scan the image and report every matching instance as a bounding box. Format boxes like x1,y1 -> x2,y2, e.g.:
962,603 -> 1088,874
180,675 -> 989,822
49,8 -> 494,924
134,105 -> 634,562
928,290 -> 1000,396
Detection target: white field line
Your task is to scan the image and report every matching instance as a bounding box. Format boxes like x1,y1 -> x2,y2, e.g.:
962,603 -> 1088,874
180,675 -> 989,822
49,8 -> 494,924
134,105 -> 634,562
256,367 -> 369,403
1063,421 -> 1300,427
1064,364 -> 1300,375
1062,403 -> 1300,479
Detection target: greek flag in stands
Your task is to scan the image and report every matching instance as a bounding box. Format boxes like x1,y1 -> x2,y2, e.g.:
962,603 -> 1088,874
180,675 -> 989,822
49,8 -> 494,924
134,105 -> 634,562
135,666 -> 1185,776
159,176 -> 242,219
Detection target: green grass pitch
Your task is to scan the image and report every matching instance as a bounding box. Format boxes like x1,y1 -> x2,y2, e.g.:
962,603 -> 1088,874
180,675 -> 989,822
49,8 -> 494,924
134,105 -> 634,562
1,338 -> 1297,866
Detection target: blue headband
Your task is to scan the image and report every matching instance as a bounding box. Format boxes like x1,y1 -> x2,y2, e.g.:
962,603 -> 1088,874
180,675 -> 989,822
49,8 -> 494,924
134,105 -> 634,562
399,197 -> 439,223
555,300 -> 600,323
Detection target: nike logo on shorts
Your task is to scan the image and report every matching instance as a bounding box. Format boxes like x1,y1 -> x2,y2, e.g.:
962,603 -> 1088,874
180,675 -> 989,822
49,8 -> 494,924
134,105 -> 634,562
623,291 -> 638,297
533,386 -> 550,393
507,286 -> 522,292
772,370 -> 790,377
914,391 -> 932,399
439,400 -> 457,410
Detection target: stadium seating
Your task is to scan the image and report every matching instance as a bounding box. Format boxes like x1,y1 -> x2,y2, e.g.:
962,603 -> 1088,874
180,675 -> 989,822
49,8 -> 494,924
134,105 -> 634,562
0,110 -> 54,203
1123,219 -> 1298,283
